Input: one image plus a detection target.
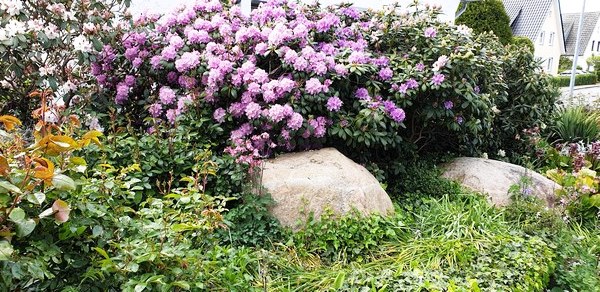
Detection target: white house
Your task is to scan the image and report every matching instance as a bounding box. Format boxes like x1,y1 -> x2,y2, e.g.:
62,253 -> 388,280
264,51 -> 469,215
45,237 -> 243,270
562,11 -> 600,71
502,0 -> 566,75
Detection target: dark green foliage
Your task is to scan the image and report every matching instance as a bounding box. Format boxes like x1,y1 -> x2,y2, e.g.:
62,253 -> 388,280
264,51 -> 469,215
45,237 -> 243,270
551,73 -> 598,87
387,159 -> 462,203
220,193 -> 285,248
489,45 -> 560,161
513,36 -> 535,52
455,0 -> 514,45
559,56 -> 573,72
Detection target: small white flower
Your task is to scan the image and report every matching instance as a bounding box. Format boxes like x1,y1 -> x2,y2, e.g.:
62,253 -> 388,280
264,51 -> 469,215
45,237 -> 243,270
455,24 -> 472,36
1,0 -> 23,16
5,19 -> 26,38
0,80 -> 11,88
39,65 -> 56,76
482,152 -> 488,159
497,149 -> 506,157
72,35 -> 92,52
44,23 -> 60,39
83,22 -> 96,34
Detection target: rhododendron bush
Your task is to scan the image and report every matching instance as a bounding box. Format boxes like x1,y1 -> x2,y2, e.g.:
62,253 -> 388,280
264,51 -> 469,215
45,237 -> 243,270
0,0 -> 130,126
92,0 -> 514,164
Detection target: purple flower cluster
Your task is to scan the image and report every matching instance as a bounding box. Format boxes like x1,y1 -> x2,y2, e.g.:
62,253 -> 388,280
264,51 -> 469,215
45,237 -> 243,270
92,0 -> 423,165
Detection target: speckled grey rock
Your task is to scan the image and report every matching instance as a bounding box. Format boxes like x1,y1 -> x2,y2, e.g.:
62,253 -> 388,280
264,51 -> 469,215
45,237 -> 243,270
442,157 -> 559,207
261,148 -> 394,229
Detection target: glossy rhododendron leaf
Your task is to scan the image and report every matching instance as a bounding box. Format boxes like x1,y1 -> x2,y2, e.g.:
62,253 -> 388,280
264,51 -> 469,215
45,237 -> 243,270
0,115 -> 21,131
52,199 -> 70,223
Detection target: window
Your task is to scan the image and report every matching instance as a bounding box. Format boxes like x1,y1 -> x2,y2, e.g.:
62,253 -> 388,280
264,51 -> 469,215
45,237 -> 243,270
597,41 -> 600,51
547,57 -> 553,71
539,31 -> 545,45
594,41 -> 596,52
549,32 -> 554,46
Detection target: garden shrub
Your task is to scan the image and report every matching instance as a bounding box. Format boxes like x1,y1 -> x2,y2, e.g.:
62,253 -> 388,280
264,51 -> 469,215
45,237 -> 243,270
386,159 -> 462,204
488,44 -> 559,162
512,36 -> 535,52
89,0 -> 522,166
551,73 -> 598,87
0,0 -> 130,126
455,0 -> 513,45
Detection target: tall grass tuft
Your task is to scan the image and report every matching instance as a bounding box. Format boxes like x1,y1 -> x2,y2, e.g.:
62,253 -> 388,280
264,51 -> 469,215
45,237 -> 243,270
549,106 -> 600,144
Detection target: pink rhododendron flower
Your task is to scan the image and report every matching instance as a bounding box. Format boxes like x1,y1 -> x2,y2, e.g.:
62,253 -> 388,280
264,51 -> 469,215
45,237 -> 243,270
424,27 -> 437,38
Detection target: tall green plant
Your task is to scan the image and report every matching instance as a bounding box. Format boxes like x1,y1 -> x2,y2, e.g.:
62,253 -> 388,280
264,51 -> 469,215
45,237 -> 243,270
455,0 -> 513,45
549,107 -> 600,144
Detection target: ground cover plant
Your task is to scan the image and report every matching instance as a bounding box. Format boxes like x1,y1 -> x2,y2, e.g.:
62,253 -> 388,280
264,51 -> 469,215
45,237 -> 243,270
1,0 -> 597,290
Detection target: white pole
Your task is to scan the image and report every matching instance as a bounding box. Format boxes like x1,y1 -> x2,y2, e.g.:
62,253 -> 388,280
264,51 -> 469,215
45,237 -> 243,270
240,0 -> 251,16
569,0 -> 586,97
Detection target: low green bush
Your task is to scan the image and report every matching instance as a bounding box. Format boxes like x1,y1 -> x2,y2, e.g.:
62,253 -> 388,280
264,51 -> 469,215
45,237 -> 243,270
505,196 -> 600,291
551,73 -> 598,87
290,209 -> 409,263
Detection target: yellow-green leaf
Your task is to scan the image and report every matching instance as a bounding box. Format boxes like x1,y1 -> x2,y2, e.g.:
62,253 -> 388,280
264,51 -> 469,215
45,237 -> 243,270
0,115 -> 21,131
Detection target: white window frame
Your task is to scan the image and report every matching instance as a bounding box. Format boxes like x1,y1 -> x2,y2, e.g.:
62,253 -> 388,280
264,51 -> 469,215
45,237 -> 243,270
539,31 -> 545,45
547,57 -> 553,71
549,32 -> 554,46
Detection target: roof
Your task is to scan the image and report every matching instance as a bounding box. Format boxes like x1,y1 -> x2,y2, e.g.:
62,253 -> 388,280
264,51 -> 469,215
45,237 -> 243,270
562,11 -> 600,56
502,0 -> 553,41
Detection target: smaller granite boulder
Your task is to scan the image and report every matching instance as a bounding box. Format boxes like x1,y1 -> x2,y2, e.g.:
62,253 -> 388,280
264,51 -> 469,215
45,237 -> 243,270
261,148 -> 394,229
441,157 -> 559,207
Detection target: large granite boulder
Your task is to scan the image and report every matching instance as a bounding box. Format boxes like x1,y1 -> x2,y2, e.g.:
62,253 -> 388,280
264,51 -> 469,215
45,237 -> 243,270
441,157 -> 559,207
261,148 -> 394,229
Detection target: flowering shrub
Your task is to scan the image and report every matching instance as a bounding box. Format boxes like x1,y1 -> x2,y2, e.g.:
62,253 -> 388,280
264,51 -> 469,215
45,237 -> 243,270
91,0 -> 416,166
91,0 -> 529,165
0,0 -> 130,125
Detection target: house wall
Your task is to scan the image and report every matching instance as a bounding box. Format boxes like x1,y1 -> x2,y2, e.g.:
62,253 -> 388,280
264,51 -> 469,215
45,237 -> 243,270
575,19 -> 600,70
534,0 -> 563,75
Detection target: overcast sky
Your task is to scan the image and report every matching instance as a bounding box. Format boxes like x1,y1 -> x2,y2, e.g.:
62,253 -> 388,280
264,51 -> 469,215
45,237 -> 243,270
560,0 -> 600,13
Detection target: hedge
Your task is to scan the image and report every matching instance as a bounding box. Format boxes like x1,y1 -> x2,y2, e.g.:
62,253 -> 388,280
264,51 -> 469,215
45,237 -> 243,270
551,73 -> 598,87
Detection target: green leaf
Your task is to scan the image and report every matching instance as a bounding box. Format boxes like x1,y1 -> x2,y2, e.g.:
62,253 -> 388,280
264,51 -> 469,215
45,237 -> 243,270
333,272 -> 346,289
15,218 -> 36,237
52,174 -> 76,191
172,281 -> 191,290
26,192 -> 46,205
8,207 -> 25,221
589,194 -> 600,207
0,181 -> 22,194
0,240 -> 13,261
92,225 -> 104,237
93,247 -> 110,259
